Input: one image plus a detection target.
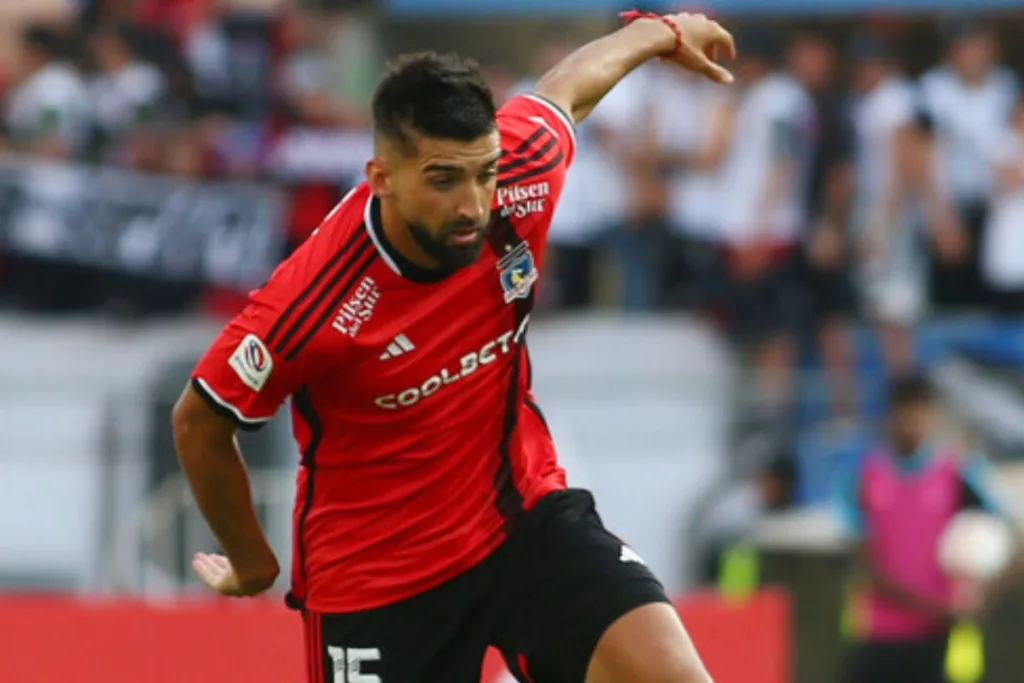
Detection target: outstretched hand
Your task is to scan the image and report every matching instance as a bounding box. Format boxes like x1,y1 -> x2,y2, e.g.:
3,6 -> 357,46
664,13 -> 737,85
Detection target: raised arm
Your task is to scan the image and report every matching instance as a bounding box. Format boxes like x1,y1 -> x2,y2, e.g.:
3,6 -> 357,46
534,12 -> 735,124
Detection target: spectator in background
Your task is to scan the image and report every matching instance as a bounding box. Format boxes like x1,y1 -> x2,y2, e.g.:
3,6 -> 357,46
919,21 -> 1018,311
849,35 -> 925,375
4,25 -> 91,159
276,8 -> 359,128
981,93 -> 1024,315
788,29 -> 860,419
691,455 -> 796,586
479,61 -> 517,107
184,0 -> 233,115
185,4 -> 276,120
511,40 -> 650,311
639,63 -> 732,311
88,23 -> 168,165
871,114 -> 966,376
714,32 -> 815,427
833,374 -> 1012,683
581,63 -> 664,311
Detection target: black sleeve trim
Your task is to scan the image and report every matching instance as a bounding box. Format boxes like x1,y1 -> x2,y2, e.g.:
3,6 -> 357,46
191,377 -> 270,432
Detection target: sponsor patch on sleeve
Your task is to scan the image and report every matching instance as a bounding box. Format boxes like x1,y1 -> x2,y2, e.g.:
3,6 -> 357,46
228,334 -> 274,391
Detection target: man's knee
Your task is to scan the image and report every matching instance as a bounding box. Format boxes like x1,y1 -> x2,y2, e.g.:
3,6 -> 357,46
586,603 -> 713,683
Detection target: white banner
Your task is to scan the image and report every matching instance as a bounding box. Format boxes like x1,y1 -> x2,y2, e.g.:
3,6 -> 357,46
0,154 -> 286,290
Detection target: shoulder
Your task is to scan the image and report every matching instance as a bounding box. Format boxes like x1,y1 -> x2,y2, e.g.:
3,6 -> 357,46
244,185 -> 380,355
497,93 -> 577,168
832,451 -> 872,535
993,66 -> 1019,89
751,75 -> 803,118
918,67 -> 951,97
882,78 -> 917,118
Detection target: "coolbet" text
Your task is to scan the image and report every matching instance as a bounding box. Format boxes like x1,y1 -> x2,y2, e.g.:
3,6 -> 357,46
374,317 -> 529,410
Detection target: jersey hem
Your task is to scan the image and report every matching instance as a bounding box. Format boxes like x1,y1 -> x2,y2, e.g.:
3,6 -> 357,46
297,532 -> 506,614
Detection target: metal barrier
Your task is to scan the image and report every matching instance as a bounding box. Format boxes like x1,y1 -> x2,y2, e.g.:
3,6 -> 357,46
105,468 -> 296,596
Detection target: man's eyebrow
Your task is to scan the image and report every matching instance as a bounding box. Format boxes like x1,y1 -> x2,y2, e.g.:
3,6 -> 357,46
422,154 -> 502,174
422,163 -> 463,173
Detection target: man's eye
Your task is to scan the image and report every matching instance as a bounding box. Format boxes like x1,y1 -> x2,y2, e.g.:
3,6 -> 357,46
479,170 -> 498,183
430,177 -> 455,190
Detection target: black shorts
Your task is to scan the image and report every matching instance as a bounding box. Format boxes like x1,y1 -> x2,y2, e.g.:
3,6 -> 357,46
304,489 -> 669,683
796,250 -> 857,324
842,633 -> 951,683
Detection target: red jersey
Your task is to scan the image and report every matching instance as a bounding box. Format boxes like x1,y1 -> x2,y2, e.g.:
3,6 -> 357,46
191,94 -> 576,612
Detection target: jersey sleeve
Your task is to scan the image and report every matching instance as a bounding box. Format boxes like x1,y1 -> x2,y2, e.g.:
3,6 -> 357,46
191,281 -> 311,431
958,456 -> 1009,517
497,93 -> 577,172
832,458 -> 866,537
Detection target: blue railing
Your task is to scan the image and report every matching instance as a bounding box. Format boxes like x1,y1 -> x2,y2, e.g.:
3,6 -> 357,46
795,317 -> 1024,505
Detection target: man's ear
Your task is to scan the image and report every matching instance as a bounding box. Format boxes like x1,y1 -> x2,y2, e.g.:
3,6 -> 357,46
365,157 -> 393,198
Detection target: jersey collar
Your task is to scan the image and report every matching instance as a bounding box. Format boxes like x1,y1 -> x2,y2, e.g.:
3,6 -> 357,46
886,441 -> 939,474
363,194 -> 451,284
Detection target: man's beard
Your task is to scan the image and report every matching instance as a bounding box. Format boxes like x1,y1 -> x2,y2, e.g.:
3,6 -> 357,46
408,219 -> 488,272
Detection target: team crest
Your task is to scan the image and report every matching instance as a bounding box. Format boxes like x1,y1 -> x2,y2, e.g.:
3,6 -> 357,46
497,242 -> 538,304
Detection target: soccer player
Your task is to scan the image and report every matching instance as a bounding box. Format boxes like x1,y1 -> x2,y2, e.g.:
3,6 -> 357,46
172,11 -> 735,683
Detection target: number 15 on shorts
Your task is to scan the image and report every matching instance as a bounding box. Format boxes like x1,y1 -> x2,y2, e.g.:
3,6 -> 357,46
327,647 -> 381,683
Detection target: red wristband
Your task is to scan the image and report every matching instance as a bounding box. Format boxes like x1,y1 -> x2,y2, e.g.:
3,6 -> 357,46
619,9 -> 683,59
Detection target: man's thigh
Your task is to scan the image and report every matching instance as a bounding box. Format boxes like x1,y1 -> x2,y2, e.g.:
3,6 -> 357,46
305,564 -> 492,683
492,489 -> 671,683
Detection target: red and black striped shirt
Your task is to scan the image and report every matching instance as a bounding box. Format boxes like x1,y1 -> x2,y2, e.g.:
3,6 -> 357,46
191,93 -> 576,612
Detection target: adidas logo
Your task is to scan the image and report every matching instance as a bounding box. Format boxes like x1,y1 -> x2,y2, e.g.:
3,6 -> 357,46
379,334 -> 415,360
619,546 -> 645,565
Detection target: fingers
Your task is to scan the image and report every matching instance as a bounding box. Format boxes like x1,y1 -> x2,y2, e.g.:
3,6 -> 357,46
707,62 -> 735,85
695,56 -> 734,85
192,553 -> 223,581
702,22 -> 735,84
676,14 -> 736,85
192,552 -> 233,591
714,23 -> 737,62
207,554 -> 233,571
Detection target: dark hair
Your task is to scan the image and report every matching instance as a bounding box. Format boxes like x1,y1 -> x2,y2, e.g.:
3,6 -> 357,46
889,373 -> 936,408
848,33 -> 892,64
372,52 -> 497,152
21,24 -> 62,59
940,17 -> 994,47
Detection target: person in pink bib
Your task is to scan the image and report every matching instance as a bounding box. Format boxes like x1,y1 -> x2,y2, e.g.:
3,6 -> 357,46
833,374 -> 1009,683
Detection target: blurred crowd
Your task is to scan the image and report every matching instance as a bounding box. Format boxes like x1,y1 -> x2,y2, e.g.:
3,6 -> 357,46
2,5 -> 1024,425
0,0 -> 373,257
532,20 -> 1024,430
